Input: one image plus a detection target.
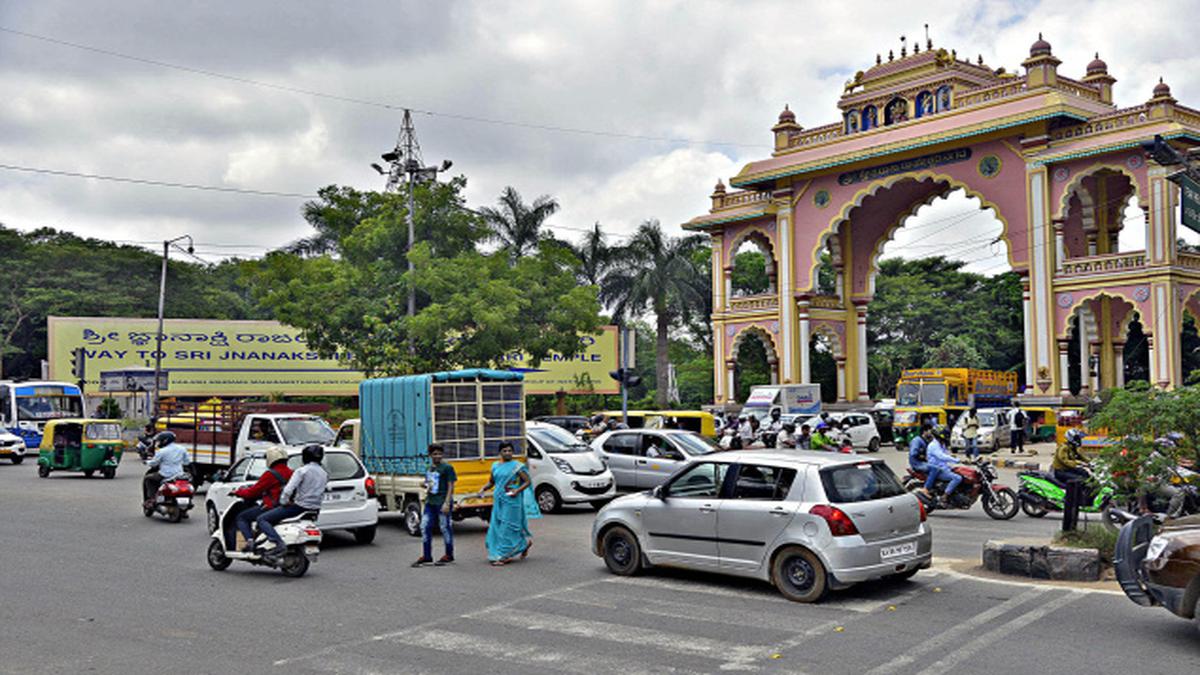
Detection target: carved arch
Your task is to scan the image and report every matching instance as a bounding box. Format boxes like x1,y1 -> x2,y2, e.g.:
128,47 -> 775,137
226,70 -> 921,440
809,322 -> 844,359
730,324 -> 780,363
1055,162 -> 1145,222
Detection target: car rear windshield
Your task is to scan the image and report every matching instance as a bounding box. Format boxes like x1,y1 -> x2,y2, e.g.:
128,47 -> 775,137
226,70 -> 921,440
287,451 -> 365,481
819,462 -> 905,503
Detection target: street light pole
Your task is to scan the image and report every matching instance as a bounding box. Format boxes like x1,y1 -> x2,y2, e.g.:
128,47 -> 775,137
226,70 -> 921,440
152,235 -> 193,419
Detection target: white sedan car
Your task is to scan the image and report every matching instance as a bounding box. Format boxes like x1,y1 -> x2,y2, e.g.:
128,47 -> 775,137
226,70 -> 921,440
0,430 -> 26,464
204,447 -> 379,544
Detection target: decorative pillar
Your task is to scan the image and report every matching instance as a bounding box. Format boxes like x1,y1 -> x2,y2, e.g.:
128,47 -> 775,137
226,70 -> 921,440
1149,281 -> 1182,388
1026,167 -> 1058,394
798,299 -> 812,384
711,234 -> 725,311
1053,218 -> 1066,271
1114,341 -> 1126,388
1077,316 -> 1090,396
726,359 -> 737,403
775,190 -> 795,382
834,268 -> 844,299
835,356 -> 847,402
855,303 -> 869,401
1058,340 -> 1070,396
1021,275 -> 1033,392
1146,336 -> 1156,388
723,267 -> 733,309
713,326 -> 727,403
768,357 -> 779,385
1088,343 -> 1101,393
1085,233 -> 1098,257
1148,165 -> 1179,265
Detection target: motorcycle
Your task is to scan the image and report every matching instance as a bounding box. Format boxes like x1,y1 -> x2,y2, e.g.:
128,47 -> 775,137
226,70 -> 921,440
1016,469 -> 1114,518
206,494 -> 322,578
144,474 -> 195,523
904,458 -> 1019,520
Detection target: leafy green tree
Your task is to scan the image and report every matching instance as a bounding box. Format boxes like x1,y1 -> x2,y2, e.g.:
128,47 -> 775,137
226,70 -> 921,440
731,249 -> 769,295
479,186 -> 560,261
601,220 -> 707,408
1090,383 -> 1199,501
922,334 -> 987,368
569,222 -> 612,286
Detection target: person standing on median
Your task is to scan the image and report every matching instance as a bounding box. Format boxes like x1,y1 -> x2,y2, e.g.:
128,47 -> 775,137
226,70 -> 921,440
413,444 -> 456,567
963,408 -> 980,459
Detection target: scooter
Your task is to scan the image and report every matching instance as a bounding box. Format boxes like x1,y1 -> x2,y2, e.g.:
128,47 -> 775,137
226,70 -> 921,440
1017,469 -> 1114,518
206,496 -> 321,578
904,458 -> 1020,520
144,473 -> 195,523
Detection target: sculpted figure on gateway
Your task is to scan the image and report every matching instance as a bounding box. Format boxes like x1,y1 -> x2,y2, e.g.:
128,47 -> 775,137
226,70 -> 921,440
687,35 -> 1200,404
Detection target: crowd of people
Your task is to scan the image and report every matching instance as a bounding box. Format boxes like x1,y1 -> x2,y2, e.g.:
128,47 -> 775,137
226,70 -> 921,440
713,409 -> 853,452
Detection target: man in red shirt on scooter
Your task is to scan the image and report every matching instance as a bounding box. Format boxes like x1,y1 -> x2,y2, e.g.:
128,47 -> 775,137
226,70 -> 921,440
230,447 -> 293,552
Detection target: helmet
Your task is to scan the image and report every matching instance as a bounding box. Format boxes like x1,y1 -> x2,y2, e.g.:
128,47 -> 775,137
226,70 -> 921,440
154,431 -> 176,448
301,444 -> 325,464
815,421 -> 829,431
1065,429 -> 1084,447
265,446 -> 288,466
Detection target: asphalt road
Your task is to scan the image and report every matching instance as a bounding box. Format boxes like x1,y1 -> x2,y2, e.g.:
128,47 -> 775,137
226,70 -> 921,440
1,452 -> 1197,675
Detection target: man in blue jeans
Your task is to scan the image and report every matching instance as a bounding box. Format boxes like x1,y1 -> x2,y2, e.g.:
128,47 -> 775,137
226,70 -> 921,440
258,444 -> 328,558
908,424 -> 933,476
925,430 -> 963,504
413,444 -> 456,567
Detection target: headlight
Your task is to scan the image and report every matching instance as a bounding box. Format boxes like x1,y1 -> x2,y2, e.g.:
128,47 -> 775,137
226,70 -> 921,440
551,457 -> 575,474
1146,535 -> 1168,563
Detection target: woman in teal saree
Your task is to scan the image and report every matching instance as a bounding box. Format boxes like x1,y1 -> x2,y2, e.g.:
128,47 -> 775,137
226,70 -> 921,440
475,441 -> 542,566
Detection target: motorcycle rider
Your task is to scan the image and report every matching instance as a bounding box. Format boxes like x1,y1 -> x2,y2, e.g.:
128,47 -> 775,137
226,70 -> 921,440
924,427 -> 963,504
777,422 -> 797,449
135,422 -> 157,460
811,421 -> 835,451
230,446 -> 294,552
257,444 -> 328,559
737,415 -> 755,447
764,408 -> 784,447
795,424 -> 812,450
908,423 -> 933,477
142,431 -> 191,509
1051,429 -> 1090,484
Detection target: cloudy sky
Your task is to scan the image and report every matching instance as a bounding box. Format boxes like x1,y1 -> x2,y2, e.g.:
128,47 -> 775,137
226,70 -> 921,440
2,0 -> 1197,271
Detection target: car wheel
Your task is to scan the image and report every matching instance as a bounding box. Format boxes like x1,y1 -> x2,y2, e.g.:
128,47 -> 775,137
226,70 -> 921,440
280,551 -> 310,578
206,539 -> 231,571
983,488 -> 1019,520
601,526 -> 642,576
1193,596 -> 1200,635
868,437 -> 880,453
37,464 -> 50,478
535,485 -> 562,514
10,455 -> 23,465
167,505 -> 183,523
353,525 -> 377,545
403,501 -> 422,537
772,546 -> 828,603
101,467 -> 116,479
206,504 -> 219,534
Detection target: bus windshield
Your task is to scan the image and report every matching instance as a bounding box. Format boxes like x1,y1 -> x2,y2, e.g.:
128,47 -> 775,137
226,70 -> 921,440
896,383 -> 920,406
920,384 -> 947,406
16,395 -> 82,421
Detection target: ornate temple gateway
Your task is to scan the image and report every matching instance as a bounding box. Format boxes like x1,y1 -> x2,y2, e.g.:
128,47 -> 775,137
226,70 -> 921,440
685,36 -> 1200,404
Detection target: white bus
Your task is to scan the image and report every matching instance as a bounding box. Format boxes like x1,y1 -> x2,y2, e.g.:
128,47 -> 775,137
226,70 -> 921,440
0,381 -> 86,449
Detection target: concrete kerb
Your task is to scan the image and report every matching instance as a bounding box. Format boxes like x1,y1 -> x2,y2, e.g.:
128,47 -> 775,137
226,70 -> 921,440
981,539 -> 1103,582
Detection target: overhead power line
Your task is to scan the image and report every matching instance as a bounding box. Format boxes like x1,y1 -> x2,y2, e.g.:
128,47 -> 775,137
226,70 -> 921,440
0,163 -> 318,198
0,25 -> 769,150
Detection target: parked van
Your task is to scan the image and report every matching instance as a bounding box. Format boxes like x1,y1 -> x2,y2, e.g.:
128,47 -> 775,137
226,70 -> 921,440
526,421 -> 616,512
949,408 -> 1010,454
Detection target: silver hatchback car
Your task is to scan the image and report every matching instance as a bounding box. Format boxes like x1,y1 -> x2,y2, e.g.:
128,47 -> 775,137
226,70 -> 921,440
591,450 -> 931,602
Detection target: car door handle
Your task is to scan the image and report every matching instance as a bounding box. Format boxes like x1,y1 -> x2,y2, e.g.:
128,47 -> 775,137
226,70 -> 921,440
770,508 -> 789,516
698,505 -> 715,513
636,460 -> 648,465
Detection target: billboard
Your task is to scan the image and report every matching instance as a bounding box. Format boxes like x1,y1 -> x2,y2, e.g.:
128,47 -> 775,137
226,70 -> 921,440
49,317 -> 620,397
48,317 -> 362,396
497,325 -> 620,395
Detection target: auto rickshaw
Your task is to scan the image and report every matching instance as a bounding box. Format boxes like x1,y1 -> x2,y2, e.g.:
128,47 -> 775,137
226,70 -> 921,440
37,419 -> 124,479
1019,406 -> 1061,443
891,406 -> 964,449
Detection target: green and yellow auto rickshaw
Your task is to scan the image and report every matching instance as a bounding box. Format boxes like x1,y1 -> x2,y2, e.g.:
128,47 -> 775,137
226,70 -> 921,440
37,419 -> 124,479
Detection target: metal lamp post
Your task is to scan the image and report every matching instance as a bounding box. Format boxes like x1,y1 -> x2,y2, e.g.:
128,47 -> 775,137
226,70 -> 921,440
152,234 -> 193,417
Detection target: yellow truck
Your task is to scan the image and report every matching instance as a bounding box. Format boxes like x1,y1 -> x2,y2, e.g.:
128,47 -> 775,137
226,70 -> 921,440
892,368 -> 1017,449
349,369 -> 526,536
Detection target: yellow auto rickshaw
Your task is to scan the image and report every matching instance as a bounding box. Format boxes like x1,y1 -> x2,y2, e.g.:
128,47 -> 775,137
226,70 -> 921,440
37,419 -> 124,479
1019,406 -> 1062,443
891,406 -> 965,449
595,410 -> 718,437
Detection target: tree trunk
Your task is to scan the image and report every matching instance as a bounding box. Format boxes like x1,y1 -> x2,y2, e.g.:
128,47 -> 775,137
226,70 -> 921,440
655,307 -> 670,409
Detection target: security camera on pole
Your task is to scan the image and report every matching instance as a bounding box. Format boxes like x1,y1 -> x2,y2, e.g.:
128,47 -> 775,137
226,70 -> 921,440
371,109 -> 452,354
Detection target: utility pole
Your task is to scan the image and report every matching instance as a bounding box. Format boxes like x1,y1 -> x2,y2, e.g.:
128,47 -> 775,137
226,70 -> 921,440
152,235 -> 193,418
371,109 -> 452,354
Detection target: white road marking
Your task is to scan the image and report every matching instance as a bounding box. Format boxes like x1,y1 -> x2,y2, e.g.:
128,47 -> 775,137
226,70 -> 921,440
601,575 -> 793,605
863,586 -> 1045,675
273,577 -> 609,667
914,591 -> 1083,675
546,587 -> 809,633
401,628 -> 710,675
467,606 -> 768,669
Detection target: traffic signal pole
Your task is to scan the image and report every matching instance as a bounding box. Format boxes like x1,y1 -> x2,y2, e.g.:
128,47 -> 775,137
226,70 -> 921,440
620,327 -> 630,427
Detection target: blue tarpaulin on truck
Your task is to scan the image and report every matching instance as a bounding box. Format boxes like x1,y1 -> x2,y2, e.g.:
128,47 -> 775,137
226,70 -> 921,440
359,369 -> 523,474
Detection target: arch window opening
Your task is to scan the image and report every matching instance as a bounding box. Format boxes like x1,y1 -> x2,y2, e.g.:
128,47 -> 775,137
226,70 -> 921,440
732,330 -> 778,402
729,234 -> 777,297
808,332 -> 840,404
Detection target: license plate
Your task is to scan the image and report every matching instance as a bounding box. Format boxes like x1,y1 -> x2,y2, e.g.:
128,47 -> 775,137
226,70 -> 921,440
305,545 -> 320,556
175,497 -> 191,506
585,480 -> 609,489
880,542 -> 917,561
323,492 -> 342,502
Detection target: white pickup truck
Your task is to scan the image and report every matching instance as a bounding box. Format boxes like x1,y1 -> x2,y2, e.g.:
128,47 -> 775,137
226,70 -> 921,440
157,401 -> 336,484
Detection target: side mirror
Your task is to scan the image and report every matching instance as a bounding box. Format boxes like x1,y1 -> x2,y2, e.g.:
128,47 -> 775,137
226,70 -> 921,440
652,485 -> 666,500
212,470 -> 227,483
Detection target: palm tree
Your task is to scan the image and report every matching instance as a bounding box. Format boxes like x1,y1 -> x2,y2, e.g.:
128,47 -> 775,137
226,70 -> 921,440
479,186 -> 559,260
284,186 -> 389,257
601,220 -> 707,408
570,222 -> 611,286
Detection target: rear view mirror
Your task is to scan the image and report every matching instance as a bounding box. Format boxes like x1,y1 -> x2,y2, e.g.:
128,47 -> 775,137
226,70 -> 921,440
652,485 -> 666,500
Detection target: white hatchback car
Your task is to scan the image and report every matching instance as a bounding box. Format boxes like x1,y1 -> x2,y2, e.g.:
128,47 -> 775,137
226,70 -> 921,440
205,447 -> 380,544
828,412 -> 883,452
526,421 -> 617,512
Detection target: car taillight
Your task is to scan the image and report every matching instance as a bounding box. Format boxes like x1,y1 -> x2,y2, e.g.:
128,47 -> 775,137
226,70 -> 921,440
917,499 -> 927,522
809,504 -> 859,536
364,476 -> 376,498
304,528 -> 321,537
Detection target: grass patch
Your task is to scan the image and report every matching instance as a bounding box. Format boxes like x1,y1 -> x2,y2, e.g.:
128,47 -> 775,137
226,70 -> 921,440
1053,525 -> 1119,565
